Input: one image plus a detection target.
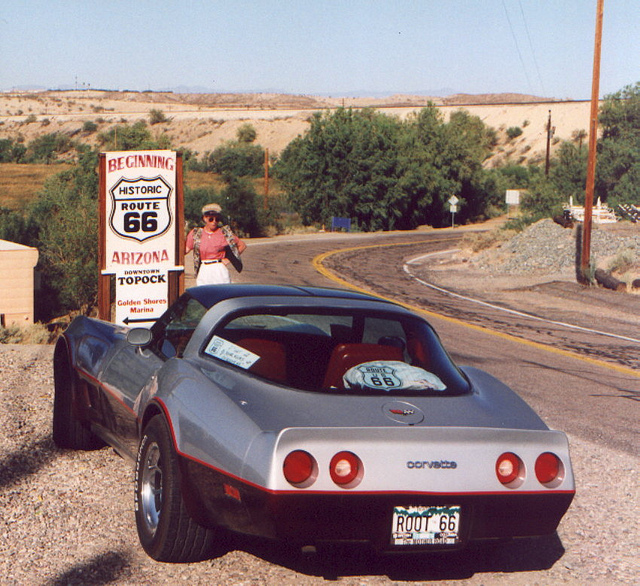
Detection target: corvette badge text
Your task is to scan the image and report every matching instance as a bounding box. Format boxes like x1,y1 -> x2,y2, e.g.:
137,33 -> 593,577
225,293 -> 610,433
407,460 -> 458,469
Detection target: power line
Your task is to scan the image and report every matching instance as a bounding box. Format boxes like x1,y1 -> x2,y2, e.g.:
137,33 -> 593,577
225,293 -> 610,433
518,0 -> 547,96
501,0 -> 534,94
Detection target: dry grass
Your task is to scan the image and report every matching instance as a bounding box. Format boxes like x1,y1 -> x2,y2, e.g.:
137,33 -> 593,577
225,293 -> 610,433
0,322 -> 51,344
183,169 -> 226,191
0,162 -> 73,210
183,170 -> 282,197
460,228 -> 516,253
0,165 -> 282,213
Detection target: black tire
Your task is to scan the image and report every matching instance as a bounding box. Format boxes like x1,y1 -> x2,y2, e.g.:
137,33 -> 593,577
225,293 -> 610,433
134,415 -> 218,562
52,342 -> 104,450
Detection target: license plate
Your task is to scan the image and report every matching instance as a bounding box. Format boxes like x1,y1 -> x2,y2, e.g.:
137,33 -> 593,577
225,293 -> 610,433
391,505 -> 461,546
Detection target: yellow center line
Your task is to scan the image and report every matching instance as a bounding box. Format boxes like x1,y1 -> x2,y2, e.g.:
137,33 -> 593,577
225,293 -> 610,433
313,242 -> 640,379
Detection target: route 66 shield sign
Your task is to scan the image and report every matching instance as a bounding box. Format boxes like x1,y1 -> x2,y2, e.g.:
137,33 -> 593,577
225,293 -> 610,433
109,176 -> 173,242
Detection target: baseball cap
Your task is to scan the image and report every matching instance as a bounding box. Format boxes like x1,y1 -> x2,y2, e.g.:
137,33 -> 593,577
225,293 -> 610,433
202,203 -> 222,215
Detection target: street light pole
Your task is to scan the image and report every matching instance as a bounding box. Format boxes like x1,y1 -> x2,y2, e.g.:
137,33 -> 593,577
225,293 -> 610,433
581,0 -> 604,282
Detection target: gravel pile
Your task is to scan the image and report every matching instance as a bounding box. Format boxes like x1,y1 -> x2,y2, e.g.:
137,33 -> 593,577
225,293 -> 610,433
472,219 -> 640,276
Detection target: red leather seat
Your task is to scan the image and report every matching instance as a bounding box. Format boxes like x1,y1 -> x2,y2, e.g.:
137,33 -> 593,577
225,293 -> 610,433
236,338 -> 287,383
407,337 -> 430,368
322,343 -> 404,389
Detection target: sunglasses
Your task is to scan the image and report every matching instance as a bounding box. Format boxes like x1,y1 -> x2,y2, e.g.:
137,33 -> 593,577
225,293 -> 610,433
204,214 -> 219,221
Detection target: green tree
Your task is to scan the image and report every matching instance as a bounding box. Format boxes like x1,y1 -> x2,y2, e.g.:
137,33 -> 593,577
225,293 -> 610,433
183,185 -> 219,230
571,129 -> 587,150
208,141 -> 264,180
596,82 -> 640,206
492,163 -> 540,192
397,107 -> 498,227
0,207 -> 33,243
275,105 -> 499,230
549,141 -> 588,202
0,138 -> 26,162
220,177 -> 260,236
519,175 -> 565,221
27,149 -> 100,318
275,108 -> 405,230
26,132 -> 74,164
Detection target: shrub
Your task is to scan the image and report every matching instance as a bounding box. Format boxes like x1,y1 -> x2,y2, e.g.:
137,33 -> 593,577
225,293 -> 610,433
0,323 -> 51,344
608,248 -> 636,274
26,133 -> 75,164
97,120 -> 169,151
149,109 -> 168,125
506,126 -> 523,140
236,123 -> 257,143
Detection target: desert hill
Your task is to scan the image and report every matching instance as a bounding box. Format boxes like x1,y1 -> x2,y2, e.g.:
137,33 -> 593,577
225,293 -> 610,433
0,90 -> 591,166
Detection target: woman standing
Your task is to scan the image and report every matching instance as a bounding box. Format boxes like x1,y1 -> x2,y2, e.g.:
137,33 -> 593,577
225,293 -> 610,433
185,203 -> 246,286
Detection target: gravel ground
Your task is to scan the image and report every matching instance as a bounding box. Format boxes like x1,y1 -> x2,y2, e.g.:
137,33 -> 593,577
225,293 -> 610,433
1,344 -> 638,585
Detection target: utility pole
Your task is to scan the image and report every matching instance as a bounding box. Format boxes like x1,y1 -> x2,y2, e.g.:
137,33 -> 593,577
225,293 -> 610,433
545,110 -> 553,176
263,148 -> 269,208
581,0 -> 604,282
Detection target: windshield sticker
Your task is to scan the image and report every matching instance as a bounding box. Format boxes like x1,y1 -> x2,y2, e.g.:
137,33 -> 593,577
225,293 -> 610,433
205,336 -> 260,369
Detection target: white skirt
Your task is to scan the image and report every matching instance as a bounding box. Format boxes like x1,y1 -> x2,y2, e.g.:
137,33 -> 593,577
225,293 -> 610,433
196,262 -> 231,286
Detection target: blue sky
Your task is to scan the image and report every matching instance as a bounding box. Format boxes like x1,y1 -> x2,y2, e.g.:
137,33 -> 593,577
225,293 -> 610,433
1,1 -> 637,99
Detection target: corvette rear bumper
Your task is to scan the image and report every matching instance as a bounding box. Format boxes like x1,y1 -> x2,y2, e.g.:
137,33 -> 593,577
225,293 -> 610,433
183,460 -> 574,549
257,491 -> 574,549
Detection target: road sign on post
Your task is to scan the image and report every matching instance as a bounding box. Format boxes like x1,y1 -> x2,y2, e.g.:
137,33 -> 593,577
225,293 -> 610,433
448,196 -> 459,227
99,150 -> 184,326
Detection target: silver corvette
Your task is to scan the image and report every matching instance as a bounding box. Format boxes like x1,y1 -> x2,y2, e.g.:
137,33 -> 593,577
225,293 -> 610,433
53,284 -> 575,562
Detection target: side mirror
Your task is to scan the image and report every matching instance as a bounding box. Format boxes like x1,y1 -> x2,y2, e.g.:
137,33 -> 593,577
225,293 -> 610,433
127,327 -> 152,347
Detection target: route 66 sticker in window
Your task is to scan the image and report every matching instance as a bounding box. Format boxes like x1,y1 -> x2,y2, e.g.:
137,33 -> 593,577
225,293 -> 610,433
344,361 -> 446,392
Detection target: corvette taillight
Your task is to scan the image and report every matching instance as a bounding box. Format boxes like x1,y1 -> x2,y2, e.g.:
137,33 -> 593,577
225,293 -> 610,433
330,451 -> 362,487
283,450 -> 317,487
535,452 -> 562,485
496,452 -> 522,486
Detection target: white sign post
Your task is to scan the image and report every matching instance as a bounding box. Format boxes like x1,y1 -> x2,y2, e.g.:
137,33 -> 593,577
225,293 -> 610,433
505,189 -> 521,218
505,190 -> 521,205
448,195 -> 459,228
100,150 -> 182,326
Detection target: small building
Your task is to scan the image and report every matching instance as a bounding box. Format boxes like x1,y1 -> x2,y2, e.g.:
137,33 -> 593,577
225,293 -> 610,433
0,240 -> 39,326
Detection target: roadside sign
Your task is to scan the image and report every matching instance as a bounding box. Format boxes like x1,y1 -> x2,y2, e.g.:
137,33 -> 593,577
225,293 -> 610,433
99,150 -> 183,326
114,269 -> 170,325
505,190 -> 520,205
104,151 -> 177,273
448,196 -> 459,228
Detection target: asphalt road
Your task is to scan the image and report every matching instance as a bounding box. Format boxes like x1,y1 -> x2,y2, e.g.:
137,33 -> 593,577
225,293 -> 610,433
235,230 -> 639,456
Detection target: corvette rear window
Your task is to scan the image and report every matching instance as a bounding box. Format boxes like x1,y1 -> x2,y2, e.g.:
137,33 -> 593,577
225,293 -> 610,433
206,309 -> 470,395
